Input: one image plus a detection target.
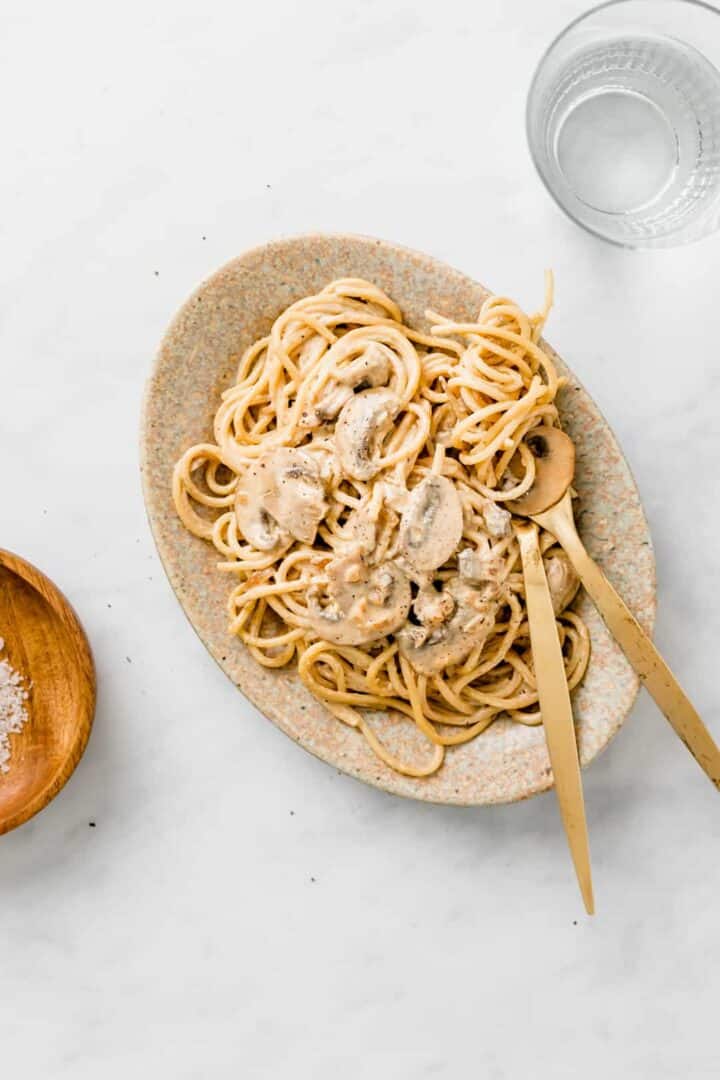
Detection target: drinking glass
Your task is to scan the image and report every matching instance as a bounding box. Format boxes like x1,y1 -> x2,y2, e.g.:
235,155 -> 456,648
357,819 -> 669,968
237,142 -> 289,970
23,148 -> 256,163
526,0 -> 720,247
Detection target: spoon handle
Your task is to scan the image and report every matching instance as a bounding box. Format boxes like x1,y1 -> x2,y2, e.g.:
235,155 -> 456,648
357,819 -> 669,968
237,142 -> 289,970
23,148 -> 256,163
516,524 -> 594,915
538,496 -> 720,790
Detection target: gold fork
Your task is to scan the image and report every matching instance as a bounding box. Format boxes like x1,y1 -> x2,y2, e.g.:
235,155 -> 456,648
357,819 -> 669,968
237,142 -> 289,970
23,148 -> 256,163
516,522 -> 595,914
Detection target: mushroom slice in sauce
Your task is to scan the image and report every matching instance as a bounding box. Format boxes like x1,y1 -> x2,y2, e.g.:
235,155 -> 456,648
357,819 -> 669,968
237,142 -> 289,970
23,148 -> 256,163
543,548 -> 580,615
398,576 -> 500,675
334,388 -> 400,482
398,474 -> 463,572
305,552 -> 411,646
235,447 -> 327,550
312,344 -> 392,423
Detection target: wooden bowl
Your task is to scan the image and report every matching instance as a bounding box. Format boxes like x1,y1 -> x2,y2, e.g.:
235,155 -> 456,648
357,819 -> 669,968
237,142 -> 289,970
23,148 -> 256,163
141,234 -> 656,805
0,550 -> 95,835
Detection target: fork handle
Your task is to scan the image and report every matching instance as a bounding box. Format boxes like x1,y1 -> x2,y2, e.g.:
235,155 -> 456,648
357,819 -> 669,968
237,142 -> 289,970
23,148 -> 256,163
545,506 -> 720,790
516,524 -> 594,914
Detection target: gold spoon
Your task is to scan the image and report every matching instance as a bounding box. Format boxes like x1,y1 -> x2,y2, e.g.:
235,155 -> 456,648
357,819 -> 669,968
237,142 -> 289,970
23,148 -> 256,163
515,521 -> 594,914
512,428 -> 720,789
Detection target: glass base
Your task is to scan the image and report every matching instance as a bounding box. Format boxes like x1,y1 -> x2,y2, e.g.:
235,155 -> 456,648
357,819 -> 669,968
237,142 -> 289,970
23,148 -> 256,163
555,88 -> 678,214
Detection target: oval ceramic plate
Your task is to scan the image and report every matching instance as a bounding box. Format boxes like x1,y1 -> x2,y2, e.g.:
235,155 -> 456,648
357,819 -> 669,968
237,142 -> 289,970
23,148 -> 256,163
141,234 -> 656,805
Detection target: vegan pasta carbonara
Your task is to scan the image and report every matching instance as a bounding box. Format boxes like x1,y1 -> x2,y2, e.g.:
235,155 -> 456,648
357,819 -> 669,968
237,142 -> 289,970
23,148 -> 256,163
173,277 -> 589,777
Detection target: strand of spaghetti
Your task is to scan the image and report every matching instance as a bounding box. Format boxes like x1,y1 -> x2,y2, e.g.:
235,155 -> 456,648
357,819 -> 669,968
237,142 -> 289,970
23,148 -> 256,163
231,578 -> 309,607
398,657 -> 445,745
459,401 -> 549,468
450,384 -> 541,443
509,709 -> 543,726
243,603 -> 297,667
239,621 -> 306,648
299,646 -> 423,718
358,719 -> 445,778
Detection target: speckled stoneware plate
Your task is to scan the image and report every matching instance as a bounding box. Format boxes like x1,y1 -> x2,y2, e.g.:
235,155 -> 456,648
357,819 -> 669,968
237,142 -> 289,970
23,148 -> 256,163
141,234 -> 656,806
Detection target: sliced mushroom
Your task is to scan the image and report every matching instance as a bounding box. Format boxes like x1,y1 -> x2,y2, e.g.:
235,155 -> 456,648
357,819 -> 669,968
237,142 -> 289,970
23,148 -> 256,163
398,576 -> 501,675
309,383 -> 352,425
235,500 -> 289,552
336,343 -> 391,388
234,462 -> 289,552
335,388 -> 400,481
235,447 -> 327,550
301,344 -> 392,426
398,474 -> 463,572
315,344 -> 391,422
543,548 -> 580,615
305,552 -> 411,645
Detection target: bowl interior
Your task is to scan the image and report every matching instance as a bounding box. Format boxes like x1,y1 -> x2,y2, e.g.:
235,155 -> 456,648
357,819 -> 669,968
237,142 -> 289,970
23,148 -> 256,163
0,554 -> 95,834
141,234 -> 656,805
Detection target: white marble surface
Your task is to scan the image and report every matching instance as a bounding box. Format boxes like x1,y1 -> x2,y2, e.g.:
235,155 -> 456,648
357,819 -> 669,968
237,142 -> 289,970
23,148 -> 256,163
2,1 -> 719,1076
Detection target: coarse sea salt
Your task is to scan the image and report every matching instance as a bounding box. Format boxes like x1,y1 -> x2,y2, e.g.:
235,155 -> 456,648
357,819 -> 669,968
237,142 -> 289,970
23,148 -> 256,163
0,636 -> 29,773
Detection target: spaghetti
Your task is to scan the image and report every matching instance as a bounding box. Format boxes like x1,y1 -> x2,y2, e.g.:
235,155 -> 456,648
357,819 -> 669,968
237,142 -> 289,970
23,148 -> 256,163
173,277 -> 590,777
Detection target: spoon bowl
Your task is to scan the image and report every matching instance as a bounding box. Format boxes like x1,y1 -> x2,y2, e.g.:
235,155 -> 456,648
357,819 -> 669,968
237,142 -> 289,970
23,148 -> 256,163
510,426 -> 576,516
0,550 -> 95,835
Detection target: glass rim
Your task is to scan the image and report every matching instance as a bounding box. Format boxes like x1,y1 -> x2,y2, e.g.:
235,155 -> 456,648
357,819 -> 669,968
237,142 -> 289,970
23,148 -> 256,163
525,0 -> 720,249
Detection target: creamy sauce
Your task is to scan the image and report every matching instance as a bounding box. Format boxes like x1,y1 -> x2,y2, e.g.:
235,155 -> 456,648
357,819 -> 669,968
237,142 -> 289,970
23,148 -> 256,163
398,577 -> 500,675
235,447 -> 327,550
231,339 -> 574,675
305,550 -> 411,645
457,546 -> 505,585
234,388 -> 516,668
